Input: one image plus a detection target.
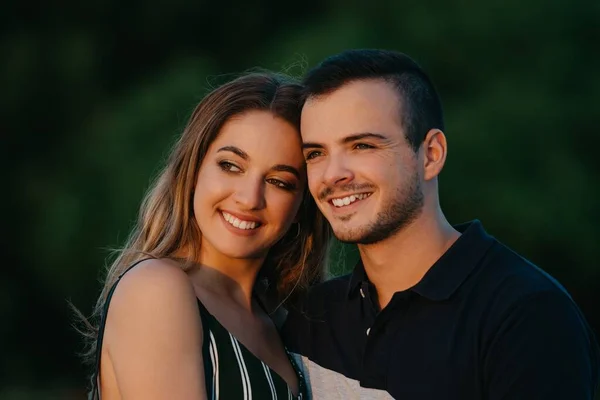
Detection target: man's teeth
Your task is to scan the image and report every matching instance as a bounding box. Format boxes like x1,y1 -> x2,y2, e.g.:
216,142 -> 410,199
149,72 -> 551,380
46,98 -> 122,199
222,212 -> 259,230
331,193 -> 371,207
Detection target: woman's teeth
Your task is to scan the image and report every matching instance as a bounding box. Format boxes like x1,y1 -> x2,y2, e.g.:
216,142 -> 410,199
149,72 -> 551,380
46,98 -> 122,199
222,211 -> 259,230
331,193 -> 371,208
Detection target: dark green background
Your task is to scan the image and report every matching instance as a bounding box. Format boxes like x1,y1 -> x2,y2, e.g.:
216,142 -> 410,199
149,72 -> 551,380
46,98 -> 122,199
3,1 -> 599,398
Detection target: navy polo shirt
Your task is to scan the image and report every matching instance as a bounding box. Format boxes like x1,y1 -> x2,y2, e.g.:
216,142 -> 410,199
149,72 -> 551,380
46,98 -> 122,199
283,221 -> 599,399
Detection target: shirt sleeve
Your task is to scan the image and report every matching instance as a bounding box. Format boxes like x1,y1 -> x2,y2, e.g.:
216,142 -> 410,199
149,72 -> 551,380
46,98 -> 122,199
484,289 -> 599,399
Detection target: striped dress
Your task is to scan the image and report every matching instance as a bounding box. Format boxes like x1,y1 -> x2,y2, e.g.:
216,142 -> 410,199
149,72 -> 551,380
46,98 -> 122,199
198,300 -> 306,399
90,260 -> 307,399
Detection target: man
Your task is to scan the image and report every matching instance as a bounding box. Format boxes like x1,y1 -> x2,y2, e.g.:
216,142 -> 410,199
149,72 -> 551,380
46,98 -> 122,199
283,49 -> 599,399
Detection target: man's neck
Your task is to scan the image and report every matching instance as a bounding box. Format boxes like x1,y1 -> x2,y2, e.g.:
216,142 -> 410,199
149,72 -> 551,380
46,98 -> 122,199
357,209 -> 460,310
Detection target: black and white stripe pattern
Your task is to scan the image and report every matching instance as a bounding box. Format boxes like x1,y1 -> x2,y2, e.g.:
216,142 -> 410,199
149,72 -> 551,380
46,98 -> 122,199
230,333 -> 252,400
197,299 -> 305,399
208,330 -> 219,400
261,361 -> 277,400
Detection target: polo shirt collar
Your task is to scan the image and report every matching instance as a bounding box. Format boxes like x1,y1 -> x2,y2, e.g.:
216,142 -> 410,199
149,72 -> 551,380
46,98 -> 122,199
347,220 -> 495,301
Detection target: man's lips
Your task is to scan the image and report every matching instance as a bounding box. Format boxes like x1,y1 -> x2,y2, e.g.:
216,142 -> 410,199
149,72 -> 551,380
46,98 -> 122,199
327,192 -> 373,208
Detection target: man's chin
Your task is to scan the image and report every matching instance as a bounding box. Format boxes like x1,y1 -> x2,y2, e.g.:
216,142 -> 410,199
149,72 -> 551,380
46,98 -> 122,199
331,224 -> 369,244
332,223 -> 399,245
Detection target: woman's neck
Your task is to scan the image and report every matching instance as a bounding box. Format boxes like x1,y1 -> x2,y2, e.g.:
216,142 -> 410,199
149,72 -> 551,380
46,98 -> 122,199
187,249 -> 265,311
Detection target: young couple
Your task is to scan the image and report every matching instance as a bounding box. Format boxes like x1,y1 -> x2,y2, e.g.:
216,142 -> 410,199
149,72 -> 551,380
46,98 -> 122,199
87,49 -> 599,399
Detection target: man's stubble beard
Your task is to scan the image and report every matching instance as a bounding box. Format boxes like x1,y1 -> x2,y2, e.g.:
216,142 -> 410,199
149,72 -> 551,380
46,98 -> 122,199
332,171 -> 424,245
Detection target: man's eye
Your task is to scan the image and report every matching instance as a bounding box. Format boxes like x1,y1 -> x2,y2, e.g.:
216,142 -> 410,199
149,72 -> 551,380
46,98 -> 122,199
354,143 -> 374,150
219,161 -> 241,172
305,151 -> 322,160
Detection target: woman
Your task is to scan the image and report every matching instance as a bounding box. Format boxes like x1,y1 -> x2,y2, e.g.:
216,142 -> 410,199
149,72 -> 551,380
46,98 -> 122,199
82,72 -> 331,399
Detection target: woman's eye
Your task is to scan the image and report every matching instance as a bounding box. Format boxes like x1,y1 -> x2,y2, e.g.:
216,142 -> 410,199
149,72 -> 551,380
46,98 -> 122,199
219,161 -> 241,172
305,151 -> 322,160
267,178 -> 295,191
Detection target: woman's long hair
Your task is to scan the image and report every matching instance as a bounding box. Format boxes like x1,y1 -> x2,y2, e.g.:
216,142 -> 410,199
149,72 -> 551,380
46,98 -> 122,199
76,72 -> 332,365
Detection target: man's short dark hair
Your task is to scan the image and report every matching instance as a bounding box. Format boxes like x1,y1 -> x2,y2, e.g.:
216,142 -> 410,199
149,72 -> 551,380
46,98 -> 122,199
302,49 -> 444,152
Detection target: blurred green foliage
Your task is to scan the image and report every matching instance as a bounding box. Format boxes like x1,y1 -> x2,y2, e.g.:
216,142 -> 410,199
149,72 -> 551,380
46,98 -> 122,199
3,0 -> 599,398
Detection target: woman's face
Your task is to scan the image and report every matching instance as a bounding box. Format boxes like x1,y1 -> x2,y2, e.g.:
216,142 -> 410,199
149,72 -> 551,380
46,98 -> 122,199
193,110 -> 306,261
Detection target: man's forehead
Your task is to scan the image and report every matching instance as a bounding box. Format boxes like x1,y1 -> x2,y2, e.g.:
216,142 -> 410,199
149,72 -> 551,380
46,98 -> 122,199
300,80 -> 403,139
305,79 -> 400,107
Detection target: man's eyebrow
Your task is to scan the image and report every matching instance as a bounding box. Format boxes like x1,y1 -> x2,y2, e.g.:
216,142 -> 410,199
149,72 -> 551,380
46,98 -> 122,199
271,164 -> 301,179
342,132 -> 388,143
302,133 -> 389,150
217,146 -> 248,160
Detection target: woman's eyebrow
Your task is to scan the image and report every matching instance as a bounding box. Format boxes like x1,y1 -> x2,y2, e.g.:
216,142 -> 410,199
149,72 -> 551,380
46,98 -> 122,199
217,146 -> 249,160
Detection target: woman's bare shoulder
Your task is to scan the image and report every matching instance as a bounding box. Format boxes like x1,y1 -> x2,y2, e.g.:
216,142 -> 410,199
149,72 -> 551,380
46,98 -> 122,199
106,258 -> 201,336
113,258 -> 194,300
103,258 -> 206,398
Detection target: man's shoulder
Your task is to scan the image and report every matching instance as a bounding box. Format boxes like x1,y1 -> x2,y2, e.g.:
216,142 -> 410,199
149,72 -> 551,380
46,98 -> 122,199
471,240 -> 586,334
479,240 -> 571,301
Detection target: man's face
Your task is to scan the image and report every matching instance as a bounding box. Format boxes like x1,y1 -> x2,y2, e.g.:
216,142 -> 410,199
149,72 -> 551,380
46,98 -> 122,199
301,79 -> 424,244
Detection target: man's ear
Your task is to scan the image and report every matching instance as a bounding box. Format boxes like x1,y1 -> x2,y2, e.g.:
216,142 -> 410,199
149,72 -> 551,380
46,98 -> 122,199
421,128 -> 447,181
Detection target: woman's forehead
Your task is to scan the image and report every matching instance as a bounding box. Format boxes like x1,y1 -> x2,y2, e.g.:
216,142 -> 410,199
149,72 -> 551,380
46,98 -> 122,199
210,111 -> 304,167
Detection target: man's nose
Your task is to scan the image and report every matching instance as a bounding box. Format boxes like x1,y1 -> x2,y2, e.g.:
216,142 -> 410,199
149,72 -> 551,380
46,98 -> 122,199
321,154 -> 355,187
